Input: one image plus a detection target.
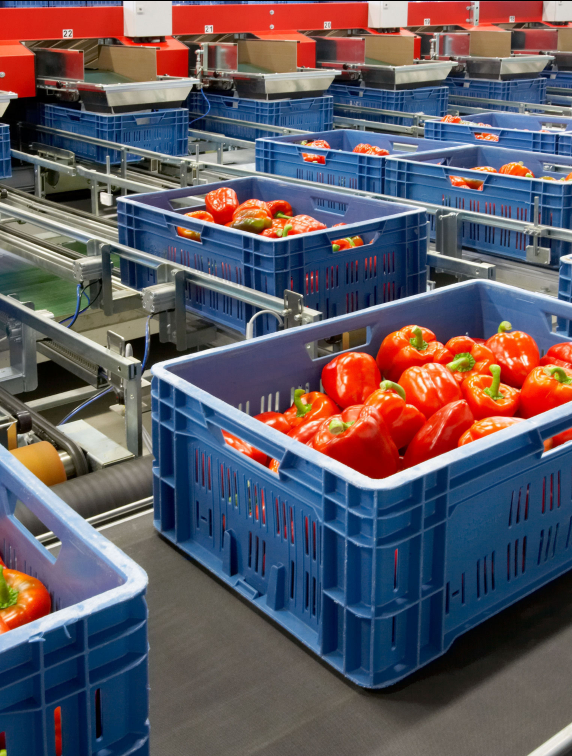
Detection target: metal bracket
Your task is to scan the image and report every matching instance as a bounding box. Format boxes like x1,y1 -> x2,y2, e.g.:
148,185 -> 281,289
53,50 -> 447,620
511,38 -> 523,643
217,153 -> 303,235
434,209 -> 462,258
526,196 -> 551,265
283,290 -> 304,330
100,244 -> 115,316
106,330 -> 127,403
467,0 -> 480,25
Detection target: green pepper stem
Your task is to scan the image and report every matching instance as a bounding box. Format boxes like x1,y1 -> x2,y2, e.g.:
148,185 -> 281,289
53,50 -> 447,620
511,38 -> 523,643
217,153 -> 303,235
0,567 -> 16,610
447,352 -> 476,373
498,321 -> 512,334
332,244 -> 340,251
380,380 -> 406,400
0,568 -> 9,606
281,224 -> 292,237
328,418 -> 355,435
293,389 -> 312,418
483,364 -> 504,401
409,326 -> 428,352
344,237 -> 356,247
275,212 -> 292,219
546,366 -> 572,384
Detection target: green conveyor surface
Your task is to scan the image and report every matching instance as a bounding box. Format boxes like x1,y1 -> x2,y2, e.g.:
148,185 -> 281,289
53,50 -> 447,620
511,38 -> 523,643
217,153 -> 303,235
237,62 -> 273,74
0,268 -> 79,318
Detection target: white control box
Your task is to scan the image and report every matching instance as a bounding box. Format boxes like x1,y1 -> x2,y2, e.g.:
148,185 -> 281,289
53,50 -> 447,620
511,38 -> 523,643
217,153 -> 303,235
123,1 -> 173,38
543,1 -> 572,22
368,1 -> 408,28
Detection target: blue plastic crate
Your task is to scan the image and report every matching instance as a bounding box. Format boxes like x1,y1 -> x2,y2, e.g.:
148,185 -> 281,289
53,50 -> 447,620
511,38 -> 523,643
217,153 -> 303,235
38,104 -> 189,165
187,92 -> 333,141
255,129 -> 464,194
446,76 -> 547,112
541,70 -> 572,89
48,1 -> 86,5
117,177 -> 427,336
424,111 -> 565,154
0,124 -> 11,180
152,279 -> 572,688
0,444 -> 149,754
384,143 -> 572,266
329,83 -> 449,123
0,1 -> 48,5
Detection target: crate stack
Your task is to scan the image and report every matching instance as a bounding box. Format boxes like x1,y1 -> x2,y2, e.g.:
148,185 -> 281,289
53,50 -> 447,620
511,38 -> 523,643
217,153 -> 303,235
0,123 -> 10,180
328,82 -> 450,125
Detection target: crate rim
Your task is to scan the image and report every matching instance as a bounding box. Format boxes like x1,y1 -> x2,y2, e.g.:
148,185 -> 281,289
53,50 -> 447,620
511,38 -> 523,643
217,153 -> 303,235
383,143 -> 572,181
152,279 -> 572,494
120,177 -> 427,241
0,443 -> 148,653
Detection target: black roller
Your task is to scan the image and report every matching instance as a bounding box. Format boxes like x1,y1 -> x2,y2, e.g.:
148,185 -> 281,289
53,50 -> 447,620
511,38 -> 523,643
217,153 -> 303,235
16,455 -> 153,536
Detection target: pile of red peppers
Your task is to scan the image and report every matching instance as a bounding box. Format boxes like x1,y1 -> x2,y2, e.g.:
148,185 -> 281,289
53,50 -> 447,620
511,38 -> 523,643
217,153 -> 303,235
176,186 -> 369,251
224,321 -> 572,479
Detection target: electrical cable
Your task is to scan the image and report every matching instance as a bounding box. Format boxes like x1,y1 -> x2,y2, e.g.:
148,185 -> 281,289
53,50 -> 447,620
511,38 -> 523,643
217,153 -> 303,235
59,314 -> 153,426
59,282 -> 102,328
189,87 -> 211,128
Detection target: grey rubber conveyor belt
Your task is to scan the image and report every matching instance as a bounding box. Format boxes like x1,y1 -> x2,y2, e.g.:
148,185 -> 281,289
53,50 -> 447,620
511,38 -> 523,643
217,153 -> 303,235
108,512 -> 572,756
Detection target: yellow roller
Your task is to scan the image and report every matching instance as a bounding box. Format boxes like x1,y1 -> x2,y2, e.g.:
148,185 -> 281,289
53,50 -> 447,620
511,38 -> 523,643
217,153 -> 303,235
10,442 -> 67,486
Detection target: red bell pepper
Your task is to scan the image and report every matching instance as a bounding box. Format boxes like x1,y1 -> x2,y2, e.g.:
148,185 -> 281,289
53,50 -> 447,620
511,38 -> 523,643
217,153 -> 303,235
282,215 -> 327,236
376,325 -> 452,383
403,400 -> 474,469
445,335 -> 494,384
551,428 -> 572,449
222,431 -> 268,466
541,342 -> 572,368
461,364 -> 520,420
462,177 -> 485,190
398,362 -> 462,419
176,210 -> 214,240
322,351 -> 382,409
267,200 -> 293,218
332,235 -> 365,252
233,199 -> 271,219
205,187 -> 239,225
301,139 -> 330,149
472,166 -> 497,173
0,566 -> 51,633
302,153 -> 326,164
284,389 -> 339,429
364,381 -> 425,450
352,143 -> 390,156
486,321 -> 540,388
260,218 -> 290,238
458,416 -> 524,446
229,209 -> 273,234
475,133 -> 500,142
364,380 -> 406,421
450,175 -> 470,188
254,411 -> 292,434
539,356 -> 572,370
520,365 -> 572,418
310,405 -> 399,479
287,417 -> 324,445
499,161 -> 534,178
390,403 -> 426,451
441,115 -> 462,123
269,458 -> 280,473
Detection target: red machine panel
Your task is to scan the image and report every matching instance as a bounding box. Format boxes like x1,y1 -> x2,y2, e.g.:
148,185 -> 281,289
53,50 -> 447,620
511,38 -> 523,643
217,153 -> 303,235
0,41 -> 35,98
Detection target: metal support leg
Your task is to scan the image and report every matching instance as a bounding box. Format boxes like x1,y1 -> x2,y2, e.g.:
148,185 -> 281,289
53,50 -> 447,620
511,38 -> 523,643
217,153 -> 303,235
34,164 -> 43,198
124,375 -> 142,457
179,161 -> 188,188
91,182 -> 99,217
435,209 -> 462,258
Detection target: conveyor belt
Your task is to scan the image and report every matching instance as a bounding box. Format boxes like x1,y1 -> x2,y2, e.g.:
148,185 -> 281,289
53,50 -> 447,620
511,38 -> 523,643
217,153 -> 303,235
106,512 -> 572,756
